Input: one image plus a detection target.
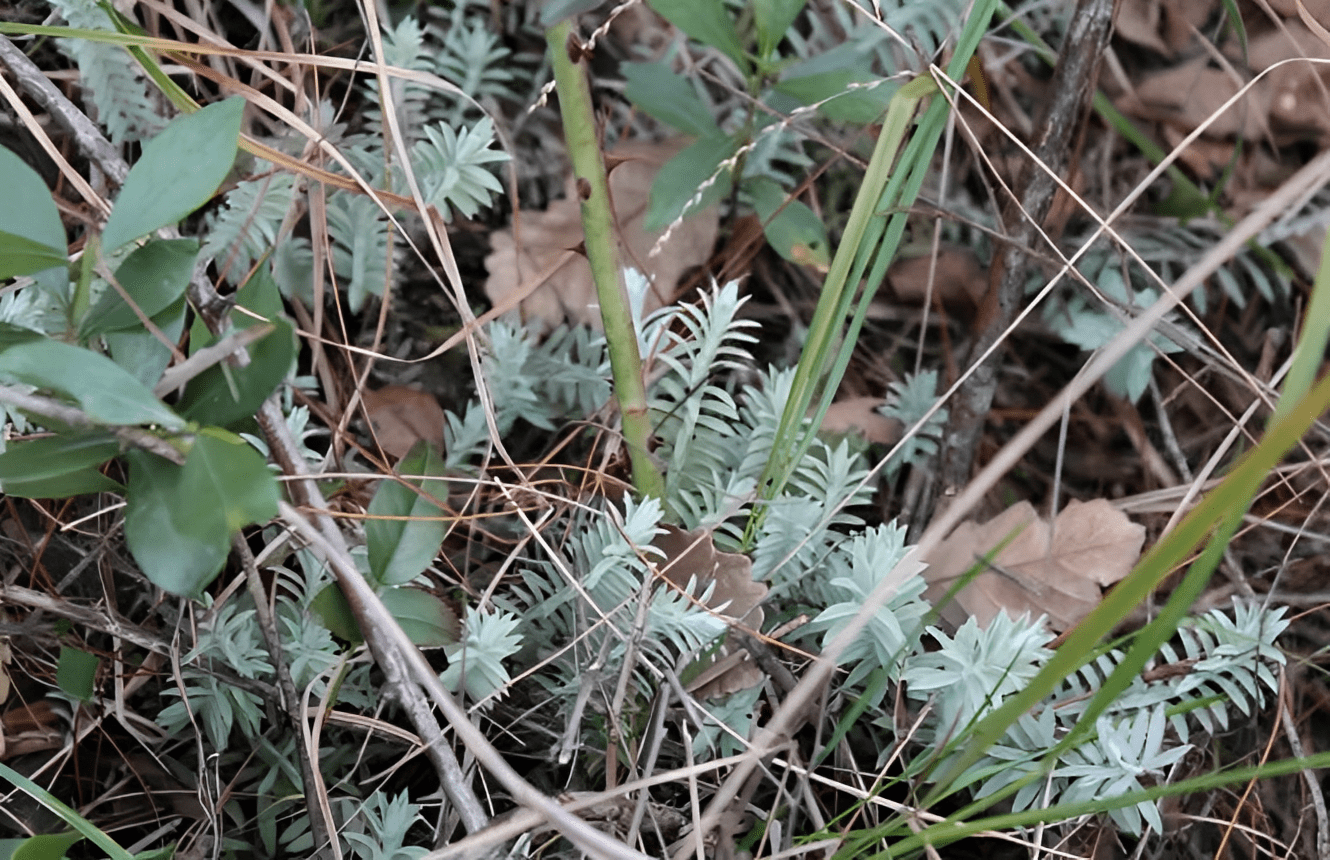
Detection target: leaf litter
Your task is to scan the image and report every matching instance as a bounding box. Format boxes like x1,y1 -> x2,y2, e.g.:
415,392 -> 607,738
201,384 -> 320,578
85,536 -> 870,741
921,499 -> 1146,632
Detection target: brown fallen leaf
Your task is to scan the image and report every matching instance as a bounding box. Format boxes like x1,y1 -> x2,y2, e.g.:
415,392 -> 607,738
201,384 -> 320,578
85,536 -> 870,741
1246,23 -> 1330,143
921,499 -> 1145,632
484,139 -> 720,333
887,245 -> 987,315
362,385 -> 446,461
653,525 -> 767,699
1123,55 -> 1267,141
820,396 -> 902,446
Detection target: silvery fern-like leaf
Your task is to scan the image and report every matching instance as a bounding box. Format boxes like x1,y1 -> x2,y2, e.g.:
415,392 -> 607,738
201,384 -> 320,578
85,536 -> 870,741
903,611 -> 1053,735
325,193 -> 395,312
484,321 -> 555,433
879,369 -> 947,474
529,325 -> 611,416
409,118 -> 508,220
751,441 -> 873,587
49,0 -> 164,144
362,16 -> 434,142
428,7 -> 520,125
442,400 -> 491,469
692,685 -> 763,758
1056,706 -> 1189,835
441,606 -> 524,705
344,791 -> 428,860
201,172 -> 297,283
806,527 -> 929,704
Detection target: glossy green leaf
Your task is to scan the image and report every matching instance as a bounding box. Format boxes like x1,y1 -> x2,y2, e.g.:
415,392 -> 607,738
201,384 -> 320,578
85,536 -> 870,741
0,231 -> 67,280
310,582 -> 361,644
105,295 -> 187,388
380,587 -> 460,647
101,98 -> 245,251
79,239 -> 197,338
0,469 -> 122,500
644,134 -> 736,233
0,145 -> 65,295
56,646 -> 98,702
176,269 -> 295,428
0,432 -> 119,483
776,47 -> 895,124
11,831 -> 83,860
366,441 -> 449,587
746,177 -> 829,268
647,0 -> 746,67
753,0 -> 806,56
123,450 -> 229,598
0,432 -> 122,498
180,429 -> 279,533
0,339 -> 184,429
622,62 -> 718,138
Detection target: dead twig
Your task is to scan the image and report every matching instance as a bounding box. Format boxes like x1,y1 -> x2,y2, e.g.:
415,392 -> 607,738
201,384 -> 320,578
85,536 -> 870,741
935,0 -> 1116,511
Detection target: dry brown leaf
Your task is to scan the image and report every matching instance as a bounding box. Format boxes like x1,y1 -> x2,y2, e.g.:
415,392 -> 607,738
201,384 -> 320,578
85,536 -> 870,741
1124,56 -> 1267,140
1246,23 -> 1330,142
1270,0 -> 1330,23
820,396 -> 902,446
653,525 -> 767,699
362,385 -> 446,461
921,499 -> 1145,632
1115,0 -> 1170,55
484,140 -> 720,333
887,245 -> 987,314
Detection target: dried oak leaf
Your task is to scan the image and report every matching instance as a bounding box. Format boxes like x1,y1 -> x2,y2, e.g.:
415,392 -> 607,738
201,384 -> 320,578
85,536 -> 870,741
921,499 -> 1145,632
653,525 -> 767,699
362,385 -> 446,461
484,139 -> 719,333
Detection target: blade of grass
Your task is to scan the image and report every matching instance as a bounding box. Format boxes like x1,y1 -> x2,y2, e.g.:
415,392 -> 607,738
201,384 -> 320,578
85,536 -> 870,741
747,0 -> 997,542
0,762 -> 135,860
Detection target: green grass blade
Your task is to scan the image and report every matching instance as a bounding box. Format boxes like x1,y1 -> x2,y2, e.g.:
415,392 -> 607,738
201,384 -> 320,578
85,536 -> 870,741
0,763 -> 135,860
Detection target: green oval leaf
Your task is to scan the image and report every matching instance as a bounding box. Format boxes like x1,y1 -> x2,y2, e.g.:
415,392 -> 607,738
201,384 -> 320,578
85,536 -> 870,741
0,339 -> 184,429
645,134 -> 736,233
366,441 -> 449,587
124,433 -> 275,598
101,98 -> 245,252
310,582 -> 362,644
0,431 -> 122,499
0,231 -> 68,280
124,450 -> 229,598
183,429 -> 279,533
79,238 -> 197,338
176,269 -> 295,428
622,62 -> 718,138
0,145 -> 65,293
56,646 -> 98,702
647,0 -> 746,68
746,177 -> 829,268
380,587 -> 460,647
11,830 -> 84,860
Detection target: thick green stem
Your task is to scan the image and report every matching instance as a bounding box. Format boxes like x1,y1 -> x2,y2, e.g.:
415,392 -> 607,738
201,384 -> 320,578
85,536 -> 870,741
546,20 -> 664,501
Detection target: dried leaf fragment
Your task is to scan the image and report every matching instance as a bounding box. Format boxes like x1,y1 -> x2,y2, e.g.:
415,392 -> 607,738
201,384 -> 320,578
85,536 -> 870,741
921,499 -> 1145,632
653,525 -> 767,699
484,140 -> 719,333
362,385 -> 446,461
